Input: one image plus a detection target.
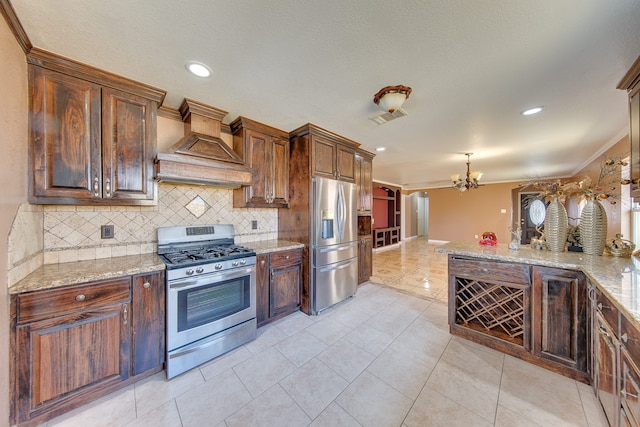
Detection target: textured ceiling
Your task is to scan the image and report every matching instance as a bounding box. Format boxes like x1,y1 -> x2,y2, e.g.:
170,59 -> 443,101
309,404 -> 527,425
10,0 -> 640,189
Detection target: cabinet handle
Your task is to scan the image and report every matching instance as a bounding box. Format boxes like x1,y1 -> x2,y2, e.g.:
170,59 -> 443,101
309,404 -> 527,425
261,260 -> 266,265
123,304 -> 128,324
621,389 -> 639,400
105,178 -> 111,196
75,294 -> 86,302
93,176 -> 99,197
143,281 -> 151,288
599,325 -> 610,338
597,302 -> 610,311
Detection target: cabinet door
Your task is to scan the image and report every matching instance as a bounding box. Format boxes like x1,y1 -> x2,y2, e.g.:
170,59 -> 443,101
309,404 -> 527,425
532,267 -> 588,373
358,235 -> 373,284
358,155 -> 373,214
132,271 -> 165,376
15,303 -> 130,421
595,312 -> 619,427
271,137 -> 290,206
256,254 -> 270,327
270,262 -> 301,319
630,85 -> 640,198
312,136 -> 337,179
336,144 -> 356,182
621,347 -> 640,427
29,66 -> 101,201
102,87 -> 156,203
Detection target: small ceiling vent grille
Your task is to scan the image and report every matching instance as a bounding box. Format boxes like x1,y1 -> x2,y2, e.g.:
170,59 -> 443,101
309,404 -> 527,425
369,108 -> 408,125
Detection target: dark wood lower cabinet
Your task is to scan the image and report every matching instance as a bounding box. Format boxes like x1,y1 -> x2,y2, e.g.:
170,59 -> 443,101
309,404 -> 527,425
132,272 -> 165,376
11,271 -> 165,426
256,249 -> 302,327
532,266 -> 588,375
358,235 -> 372,284
448,256 -> 589,382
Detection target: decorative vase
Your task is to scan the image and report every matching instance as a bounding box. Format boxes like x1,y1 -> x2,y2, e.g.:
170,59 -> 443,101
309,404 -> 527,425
579,197 -> 607,255
544,196 -> 568,252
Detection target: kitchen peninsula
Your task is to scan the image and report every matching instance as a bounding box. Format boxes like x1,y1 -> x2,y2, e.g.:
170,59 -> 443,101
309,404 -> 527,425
437,241 -> 640,425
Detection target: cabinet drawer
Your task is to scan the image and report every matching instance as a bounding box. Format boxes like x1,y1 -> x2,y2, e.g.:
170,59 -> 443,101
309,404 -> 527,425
596,287 -> 620,334
270,249 -> 302,267
449,256 -> 530,285
621,313 -> 640,363
17,278 -> 131,324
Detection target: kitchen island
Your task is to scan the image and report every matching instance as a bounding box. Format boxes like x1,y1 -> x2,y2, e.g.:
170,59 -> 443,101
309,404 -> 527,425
436,241 -> 640,426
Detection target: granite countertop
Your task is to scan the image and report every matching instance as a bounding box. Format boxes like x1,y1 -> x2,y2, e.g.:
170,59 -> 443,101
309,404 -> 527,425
10,240 -> 305,296
10,253 -> 166,295
436,241 -> 640,329
243,239 -> 305,254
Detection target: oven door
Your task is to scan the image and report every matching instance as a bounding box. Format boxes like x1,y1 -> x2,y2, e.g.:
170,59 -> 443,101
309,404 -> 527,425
167,265 -> 256,351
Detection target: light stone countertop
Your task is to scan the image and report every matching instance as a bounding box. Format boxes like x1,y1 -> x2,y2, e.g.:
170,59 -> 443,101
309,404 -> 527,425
9,253 -> 166,295
10,240 -> 305,295
436,241 -> 640,330
243,239 -> 305,254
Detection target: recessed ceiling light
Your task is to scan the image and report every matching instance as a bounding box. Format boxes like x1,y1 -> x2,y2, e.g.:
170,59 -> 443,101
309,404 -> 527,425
185,61 -> 212,78
376,147 -> 386,152
521,106 -> 544,116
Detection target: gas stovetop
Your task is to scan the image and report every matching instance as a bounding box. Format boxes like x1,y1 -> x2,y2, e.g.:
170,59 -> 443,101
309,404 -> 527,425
157,224 -> 256,271
160,244 -> 256,268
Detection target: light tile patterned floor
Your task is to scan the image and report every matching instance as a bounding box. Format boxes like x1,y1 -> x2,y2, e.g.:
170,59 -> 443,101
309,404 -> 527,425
44,238 -> 608,427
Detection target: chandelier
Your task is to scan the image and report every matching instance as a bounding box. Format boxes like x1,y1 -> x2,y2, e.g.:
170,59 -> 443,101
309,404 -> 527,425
451,153 -> 483,192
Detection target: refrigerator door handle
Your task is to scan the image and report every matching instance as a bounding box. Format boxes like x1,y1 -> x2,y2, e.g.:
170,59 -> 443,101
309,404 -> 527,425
318,258 -> 354,273
336,184 -> 346,242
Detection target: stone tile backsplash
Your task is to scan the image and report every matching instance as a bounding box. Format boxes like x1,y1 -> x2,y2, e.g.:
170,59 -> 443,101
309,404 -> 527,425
8,183 -> 278,285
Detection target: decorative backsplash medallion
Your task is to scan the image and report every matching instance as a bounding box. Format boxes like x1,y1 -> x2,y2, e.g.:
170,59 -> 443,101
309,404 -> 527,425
185,196 -> 210,218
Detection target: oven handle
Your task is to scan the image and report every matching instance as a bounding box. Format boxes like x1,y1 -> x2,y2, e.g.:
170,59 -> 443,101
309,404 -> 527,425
168,266 -> 255,290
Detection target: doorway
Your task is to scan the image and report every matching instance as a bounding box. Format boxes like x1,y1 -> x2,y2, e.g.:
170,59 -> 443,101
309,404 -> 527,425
519,192 -> 542,244
417,193 -> 429,237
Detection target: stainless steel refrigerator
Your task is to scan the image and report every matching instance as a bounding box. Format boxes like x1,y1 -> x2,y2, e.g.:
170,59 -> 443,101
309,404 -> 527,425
310,176 -> 358,313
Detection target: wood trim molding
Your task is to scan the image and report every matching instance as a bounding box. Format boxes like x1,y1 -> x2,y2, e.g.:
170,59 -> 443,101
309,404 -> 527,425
0,0 -> 32,54
289,122 -> 361,149
26,48 -> 166,104
158,105 -> 232,134
617,55 -> 640,91
158,106 -> 182,121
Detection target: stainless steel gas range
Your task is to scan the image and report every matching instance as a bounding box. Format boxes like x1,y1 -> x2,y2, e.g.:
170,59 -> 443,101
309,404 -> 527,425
157,224 -> 257,379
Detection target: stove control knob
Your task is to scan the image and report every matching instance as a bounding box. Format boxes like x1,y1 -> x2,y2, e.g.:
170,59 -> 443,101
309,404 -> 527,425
196,267 -> 204,274
240,259 -> 246,266
232,261 -> 239,267
186,269 -> 194,276
215,264 -> 223,270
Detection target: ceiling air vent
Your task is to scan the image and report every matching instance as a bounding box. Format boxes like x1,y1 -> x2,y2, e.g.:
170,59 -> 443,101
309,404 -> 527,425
369,108 -> 408,125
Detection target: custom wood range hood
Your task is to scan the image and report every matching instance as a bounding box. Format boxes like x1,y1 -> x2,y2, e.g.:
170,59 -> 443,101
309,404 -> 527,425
155,99 -> 252,187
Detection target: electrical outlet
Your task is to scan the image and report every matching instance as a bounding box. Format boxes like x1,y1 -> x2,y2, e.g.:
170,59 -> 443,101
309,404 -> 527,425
251,220 -> 258,230
101,225 -> 115,239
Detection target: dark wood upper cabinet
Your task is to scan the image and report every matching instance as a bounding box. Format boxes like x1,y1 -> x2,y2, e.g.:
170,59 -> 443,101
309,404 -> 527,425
232,117 -> 290,208
311,134 -> 356,182
355,152 -> 374,215
617,55 -> 640,199
27,50 -> 164,205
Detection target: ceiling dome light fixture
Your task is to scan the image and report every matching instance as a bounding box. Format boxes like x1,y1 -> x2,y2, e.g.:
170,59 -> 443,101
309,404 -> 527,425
373,85 -> 412,113
185,61 -> 212,78
521,106 -> 545,116
376,147 -> 386,152
451,153 -> 483,192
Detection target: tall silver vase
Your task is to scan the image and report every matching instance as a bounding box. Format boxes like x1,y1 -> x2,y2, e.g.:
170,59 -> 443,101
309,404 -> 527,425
579,198 -> 607,255
544,197 -> 568,252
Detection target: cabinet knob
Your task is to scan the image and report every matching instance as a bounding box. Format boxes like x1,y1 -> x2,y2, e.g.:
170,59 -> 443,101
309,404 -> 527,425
143,282 -> 151,288
285,255 -> 290,259
261,260 -> 266,265
75,294 -> 86,302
